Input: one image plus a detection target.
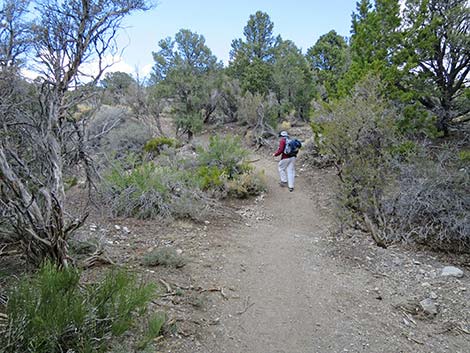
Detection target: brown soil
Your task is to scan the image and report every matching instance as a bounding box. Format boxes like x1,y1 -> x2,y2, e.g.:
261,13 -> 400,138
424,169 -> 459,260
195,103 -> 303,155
74,145 -> 469,353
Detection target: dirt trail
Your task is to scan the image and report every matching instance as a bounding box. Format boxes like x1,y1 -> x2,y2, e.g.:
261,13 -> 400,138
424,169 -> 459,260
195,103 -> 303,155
195,155 -> 468,353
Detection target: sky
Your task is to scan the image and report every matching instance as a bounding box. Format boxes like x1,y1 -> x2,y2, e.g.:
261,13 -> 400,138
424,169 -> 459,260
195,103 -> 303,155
108,0 -> 360,77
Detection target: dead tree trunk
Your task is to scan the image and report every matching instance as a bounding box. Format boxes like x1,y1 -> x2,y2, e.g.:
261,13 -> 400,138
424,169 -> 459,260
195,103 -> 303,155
0,0 -> 150,267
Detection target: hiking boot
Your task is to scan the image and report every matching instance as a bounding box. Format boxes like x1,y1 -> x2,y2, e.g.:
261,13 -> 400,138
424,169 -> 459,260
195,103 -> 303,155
279,182 -> 287,187
289,187 -> 294,192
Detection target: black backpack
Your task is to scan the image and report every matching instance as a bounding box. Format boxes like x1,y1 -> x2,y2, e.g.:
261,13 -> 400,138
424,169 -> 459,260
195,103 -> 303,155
283,137 -> 302,156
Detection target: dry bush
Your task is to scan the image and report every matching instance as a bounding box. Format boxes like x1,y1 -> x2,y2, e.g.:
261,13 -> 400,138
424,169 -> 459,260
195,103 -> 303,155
88,106 -> 152,162
237,92 -> 278,145
314,78 -> 400,247
218,77 -> 242,122
315,77 -> 469,251
298,137 -> 334,168
226,171 -> 267,199
141,247 -> 186,268
386,144 -> 470,251
100,160 -> 210,221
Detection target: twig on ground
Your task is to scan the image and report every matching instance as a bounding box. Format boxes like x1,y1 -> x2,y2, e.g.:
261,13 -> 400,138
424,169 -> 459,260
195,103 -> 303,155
200,287 -> 228,300
401,311 -> 417,327
246,158 -> 261,164
236,296 -> 254,315
171,282 -> 192,290
403,333 -> 424,345
457,325 -> 470,335
81,249 -> 115,268
159,278 -> 172,293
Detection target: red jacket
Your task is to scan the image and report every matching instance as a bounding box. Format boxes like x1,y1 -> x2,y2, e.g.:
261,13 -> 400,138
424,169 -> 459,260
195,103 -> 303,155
274,137 -> 289,160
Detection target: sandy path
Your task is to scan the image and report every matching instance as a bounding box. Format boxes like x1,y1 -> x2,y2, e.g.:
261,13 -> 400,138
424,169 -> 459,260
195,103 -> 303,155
196,155 -> 466,353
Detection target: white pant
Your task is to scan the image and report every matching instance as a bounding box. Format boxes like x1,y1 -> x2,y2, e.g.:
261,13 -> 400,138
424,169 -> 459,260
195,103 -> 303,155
278,157 -> 296,188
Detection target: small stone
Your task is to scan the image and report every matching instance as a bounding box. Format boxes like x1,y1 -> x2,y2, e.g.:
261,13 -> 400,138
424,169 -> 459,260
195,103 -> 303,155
421,282 -> 431,287
122,226 -> 130,233
392,257 -> 404,266
114,225 -> 121,230
176,249 -> 183,255
441,266 -> 464,278
419,298 -> 438,315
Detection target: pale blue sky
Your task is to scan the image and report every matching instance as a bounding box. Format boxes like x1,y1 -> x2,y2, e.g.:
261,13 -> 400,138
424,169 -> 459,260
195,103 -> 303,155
115,0 -> 359,76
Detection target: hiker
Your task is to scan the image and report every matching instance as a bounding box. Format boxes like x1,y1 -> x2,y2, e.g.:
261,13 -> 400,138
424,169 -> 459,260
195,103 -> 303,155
273,130 -> 301,192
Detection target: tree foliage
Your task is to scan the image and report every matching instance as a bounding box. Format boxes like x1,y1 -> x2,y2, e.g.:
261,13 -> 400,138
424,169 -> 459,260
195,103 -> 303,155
100,71 -> 136,104
228,11 -> 277,95
338,0 -> 403,97
307,30 -> 349,100
402,0 -> 470,134
151,29 -> 221,139
273,39 -> 314,119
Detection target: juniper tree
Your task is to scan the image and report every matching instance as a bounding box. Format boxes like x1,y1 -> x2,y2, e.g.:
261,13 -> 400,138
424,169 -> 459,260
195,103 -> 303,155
151,29 -> 221,140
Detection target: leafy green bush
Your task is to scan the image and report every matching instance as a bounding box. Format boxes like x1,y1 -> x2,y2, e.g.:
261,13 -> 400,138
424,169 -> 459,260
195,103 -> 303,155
101,160 -> 208,220
142,247 -> 186,268
1,262 -> 155,353
143,136 -> 180,154
196,165 -> 227,190
197,135 -> 249,178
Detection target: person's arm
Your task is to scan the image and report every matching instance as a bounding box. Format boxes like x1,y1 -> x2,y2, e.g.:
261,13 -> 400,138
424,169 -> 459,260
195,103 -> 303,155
273,138 -> 286,156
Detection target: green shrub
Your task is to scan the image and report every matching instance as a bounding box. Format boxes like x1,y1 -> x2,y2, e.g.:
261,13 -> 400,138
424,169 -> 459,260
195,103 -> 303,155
64,176 -> 78,190
142,247 -> 186,268
389,140 -> 417,160
1,262 -> 155,353
196,165 -> 227,190
458,149 -> 470,163
143,136 -> 180,154
137,312 -> 166,350
197,135 -> 249,178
